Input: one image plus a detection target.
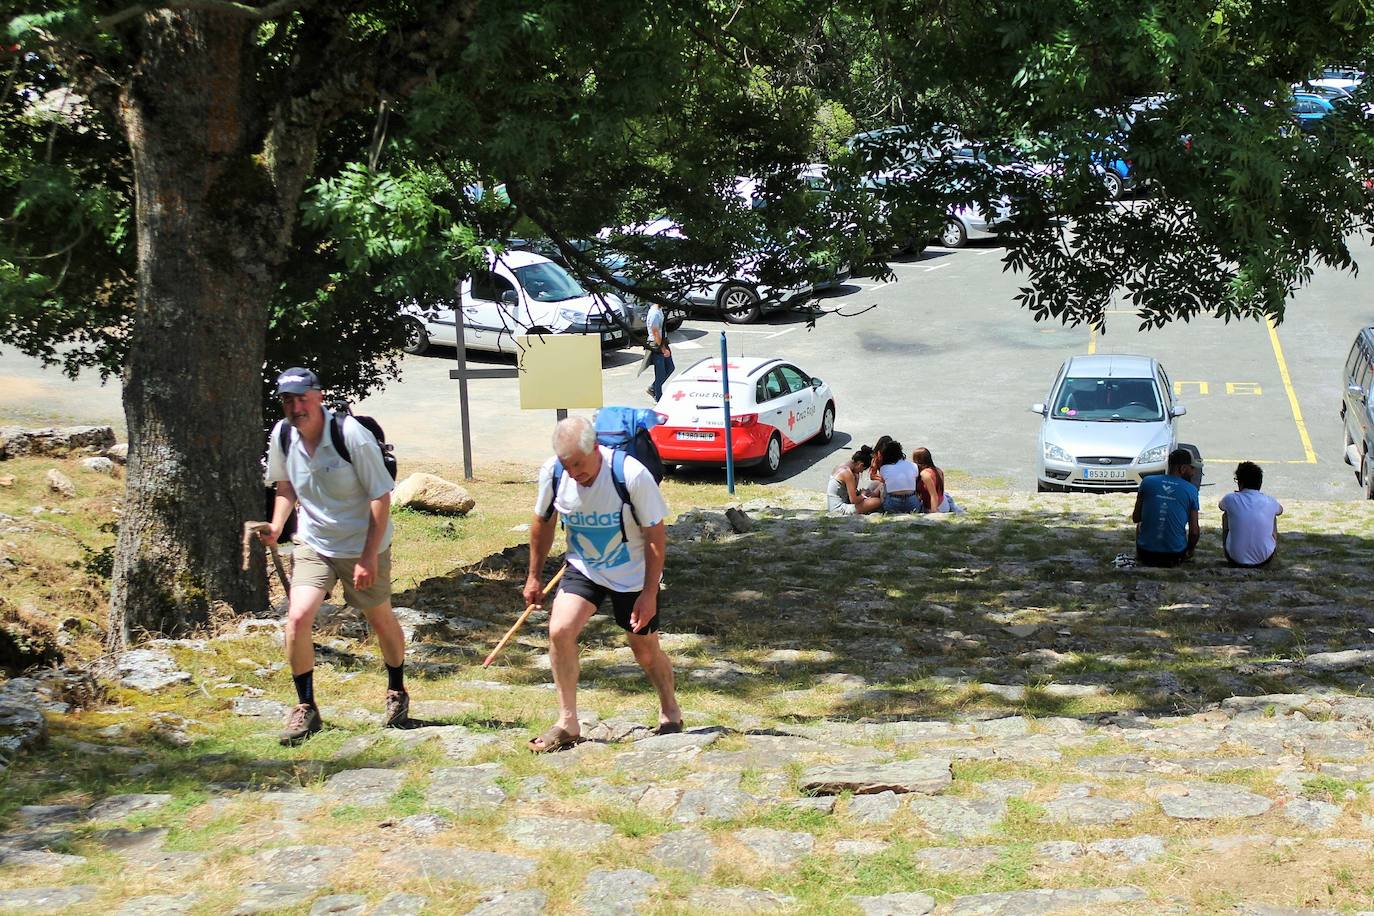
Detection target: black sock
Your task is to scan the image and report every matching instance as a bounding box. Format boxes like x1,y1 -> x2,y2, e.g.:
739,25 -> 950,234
386,663 -> 405,693
292,669 -> 315,707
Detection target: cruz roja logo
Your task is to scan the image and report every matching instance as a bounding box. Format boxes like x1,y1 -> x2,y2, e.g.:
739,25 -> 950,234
566,510 -> 631,569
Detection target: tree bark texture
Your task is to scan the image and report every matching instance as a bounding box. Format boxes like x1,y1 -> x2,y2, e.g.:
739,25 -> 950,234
110,11 -> 286,644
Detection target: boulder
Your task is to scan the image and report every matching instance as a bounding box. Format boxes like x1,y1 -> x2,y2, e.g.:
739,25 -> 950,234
112,649 -> 191,693
45,469 -> 76,498
393,473 -> 475,516
106,443 -> 129,465
79,457 -> 116,475
0,425 -> 116,459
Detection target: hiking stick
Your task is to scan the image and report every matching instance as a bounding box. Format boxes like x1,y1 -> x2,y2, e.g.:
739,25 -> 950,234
483,564 -> 566,668
242,521 -> 291,593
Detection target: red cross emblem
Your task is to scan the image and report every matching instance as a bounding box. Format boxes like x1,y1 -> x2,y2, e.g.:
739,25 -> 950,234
787,411 -> 797,430
672,389 -> 687,401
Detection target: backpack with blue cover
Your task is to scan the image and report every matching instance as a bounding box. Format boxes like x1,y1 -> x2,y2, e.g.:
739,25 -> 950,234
541,407 -> 665,540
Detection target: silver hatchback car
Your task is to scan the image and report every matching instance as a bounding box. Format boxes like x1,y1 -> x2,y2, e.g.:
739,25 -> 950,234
1031,354 -> 1187,492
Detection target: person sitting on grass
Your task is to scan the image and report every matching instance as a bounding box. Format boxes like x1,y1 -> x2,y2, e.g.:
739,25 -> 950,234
1131,447 -> 1200,567
1219,460 -> 1283,568
878,440 -> 921,514
827,445 -> 883,515
912,447 -> 947,513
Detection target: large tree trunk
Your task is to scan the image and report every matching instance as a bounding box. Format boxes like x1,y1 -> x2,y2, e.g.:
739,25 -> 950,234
109,12 -> 284,645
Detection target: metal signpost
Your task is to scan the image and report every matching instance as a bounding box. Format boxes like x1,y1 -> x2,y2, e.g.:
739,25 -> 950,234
720,331 -> 735,494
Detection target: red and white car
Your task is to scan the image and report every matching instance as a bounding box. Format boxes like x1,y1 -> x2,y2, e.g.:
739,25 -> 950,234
650,356 -> 836,475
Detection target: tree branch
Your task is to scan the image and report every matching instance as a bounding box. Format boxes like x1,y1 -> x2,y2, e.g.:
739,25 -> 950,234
97,0 -> 310,32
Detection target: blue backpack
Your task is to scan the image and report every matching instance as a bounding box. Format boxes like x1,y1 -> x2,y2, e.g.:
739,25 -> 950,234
541,407 -> 665,540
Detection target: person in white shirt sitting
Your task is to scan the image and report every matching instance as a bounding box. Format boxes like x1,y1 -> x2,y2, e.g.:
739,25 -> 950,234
1219,461 -> 1284,568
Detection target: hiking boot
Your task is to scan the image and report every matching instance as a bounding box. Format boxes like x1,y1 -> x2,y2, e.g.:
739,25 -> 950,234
384,689 -> 410,728
279,703 -> 322,745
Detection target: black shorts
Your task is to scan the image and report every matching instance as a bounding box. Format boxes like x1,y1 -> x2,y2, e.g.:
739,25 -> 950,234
1225,545 -> 1275,568
1136,545 -> 1189,568
558,564 -> 661,635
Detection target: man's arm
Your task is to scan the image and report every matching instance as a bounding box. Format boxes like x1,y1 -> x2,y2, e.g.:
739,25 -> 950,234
1220,511 -> 1229,547
261,480 -> 297,546
353,491 -> 391,589
1186,509 -> 1201,555
629,521 -> 666,633
1131,490 -> 1144,524
523,512 -> 558,607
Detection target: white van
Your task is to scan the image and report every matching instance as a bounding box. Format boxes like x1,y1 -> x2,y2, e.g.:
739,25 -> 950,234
400,250 -> 627,355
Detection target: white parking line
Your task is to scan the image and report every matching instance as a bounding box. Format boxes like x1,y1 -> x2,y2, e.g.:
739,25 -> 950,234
924,263 -> 951,272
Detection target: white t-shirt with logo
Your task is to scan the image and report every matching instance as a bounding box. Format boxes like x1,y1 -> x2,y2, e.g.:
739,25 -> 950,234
1218,488 -> 1283,565
534,446 -> 668,593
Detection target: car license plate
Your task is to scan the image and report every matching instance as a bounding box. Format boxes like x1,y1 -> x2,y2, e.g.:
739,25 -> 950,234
676,430 -> 715,441
1083,467 -> 1127,480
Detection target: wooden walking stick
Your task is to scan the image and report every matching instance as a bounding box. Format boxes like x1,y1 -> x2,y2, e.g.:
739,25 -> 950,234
242,521 -> 291,592
483,564 -> 566,668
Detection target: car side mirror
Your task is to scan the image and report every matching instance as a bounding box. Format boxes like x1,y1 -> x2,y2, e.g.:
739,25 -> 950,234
501,290 -> 519,306
811,377 -> 823,389
1171,405 -> 1187,417
1030,403 -> 1046,415
1349,384 -> 1367,402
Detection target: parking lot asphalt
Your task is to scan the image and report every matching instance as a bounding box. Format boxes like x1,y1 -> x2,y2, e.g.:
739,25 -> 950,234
2,235 -> 1371,501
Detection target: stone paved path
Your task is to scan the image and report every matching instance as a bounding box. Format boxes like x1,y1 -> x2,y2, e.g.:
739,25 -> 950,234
5,497 -> 1374,912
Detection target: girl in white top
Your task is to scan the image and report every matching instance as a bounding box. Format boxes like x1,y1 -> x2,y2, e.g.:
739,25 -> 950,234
877,440 -> 920,513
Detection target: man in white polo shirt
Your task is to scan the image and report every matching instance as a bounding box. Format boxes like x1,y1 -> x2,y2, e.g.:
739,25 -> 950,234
261,368 -> 409,744
1219,460 -> 1284,568
522,416 -> 682,752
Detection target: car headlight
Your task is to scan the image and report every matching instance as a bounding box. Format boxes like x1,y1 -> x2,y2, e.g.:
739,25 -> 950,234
558,308 -> 586,324
1043,442 -> 1074,464
1137,445 -> 1169,465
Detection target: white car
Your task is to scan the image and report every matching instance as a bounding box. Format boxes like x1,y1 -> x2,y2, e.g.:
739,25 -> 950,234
400,250 -> 627,355
1031,354 -> 1189,492
649,356 -> 836,476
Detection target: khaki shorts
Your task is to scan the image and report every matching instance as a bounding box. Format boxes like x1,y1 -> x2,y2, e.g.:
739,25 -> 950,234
291,543 -> 392,609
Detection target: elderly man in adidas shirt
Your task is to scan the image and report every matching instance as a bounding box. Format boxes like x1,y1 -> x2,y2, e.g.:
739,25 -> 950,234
524,416 -> 682,752
261,368 -> 409,745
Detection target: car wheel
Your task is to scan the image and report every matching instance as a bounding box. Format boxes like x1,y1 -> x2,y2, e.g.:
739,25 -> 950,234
718,284 -> 762,324
1345,425 -> 1356,468
1102,171 -> 1125,200
666,309 -> 687,332
401,317 -> 429,355
816,402 -> 835,444
759,433 -> 783,477
939,219 -> 967,249
1364,452 -> 1374,500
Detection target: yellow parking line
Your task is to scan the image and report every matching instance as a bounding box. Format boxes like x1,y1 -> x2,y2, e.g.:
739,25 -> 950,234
1088,325 -> 1097,354
1266,318 -> 1317,464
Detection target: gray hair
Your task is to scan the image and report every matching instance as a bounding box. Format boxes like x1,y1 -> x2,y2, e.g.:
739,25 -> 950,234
552,416 -> 597,458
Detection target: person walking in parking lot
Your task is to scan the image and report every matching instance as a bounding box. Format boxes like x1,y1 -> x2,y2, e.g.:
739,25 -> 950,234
523,416 -> 682,752
1131,448 -> 1201,567
261,368 -> 410,744
1219,461 -> 1283,568
645,302 -> 674,402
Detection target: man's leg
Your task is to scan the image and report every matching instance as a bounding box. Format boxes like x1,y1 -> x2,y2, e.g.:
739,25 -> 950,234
281,584 -> 327,744
628,632 -> 682,727
546,590 -> 598,737
362,601 -> 410,726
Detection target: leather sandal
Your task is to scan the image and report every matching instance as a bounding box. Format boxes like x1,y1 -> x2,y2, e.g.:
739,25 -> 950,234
528,724 -> 580,753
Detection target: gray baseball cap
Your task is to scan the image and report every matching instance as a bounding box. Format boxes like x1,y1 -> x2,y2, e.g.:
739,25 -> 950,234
275,367 -> 321,395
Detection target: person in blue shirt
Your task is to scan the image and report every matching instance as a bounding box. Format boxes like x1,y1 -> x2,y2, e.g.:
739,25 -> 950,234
1131,448 -> 1200,567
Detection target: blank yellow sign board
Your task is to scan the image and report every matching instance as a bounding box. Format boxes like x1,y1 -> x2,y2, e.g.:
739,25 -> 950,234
517,334 -> 604,410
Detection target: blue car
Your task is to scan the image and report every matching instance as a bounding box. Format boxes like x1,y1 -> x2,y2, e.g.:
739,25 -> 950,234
1292,92 -> 1338,132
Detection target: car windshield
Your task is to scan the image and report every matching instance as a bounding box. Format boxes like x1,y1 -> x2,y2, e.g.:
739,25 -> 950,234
512,262 -> 585,302
1051,377 -> 1164,421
